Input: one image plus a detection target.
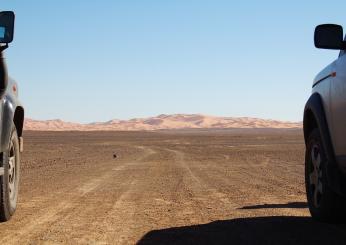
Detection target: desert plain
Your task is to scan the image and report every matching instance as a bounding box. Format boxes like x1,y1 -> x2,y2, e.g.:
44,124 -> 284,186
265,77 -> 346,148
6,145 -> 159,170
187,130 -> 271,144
0,129 -> 345,244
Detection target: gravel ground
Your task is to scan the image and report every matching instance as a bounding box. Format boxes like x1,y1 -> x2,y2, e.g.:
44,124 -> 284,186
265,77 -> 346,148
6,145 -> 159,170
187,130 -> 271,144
0,130 -> 345,244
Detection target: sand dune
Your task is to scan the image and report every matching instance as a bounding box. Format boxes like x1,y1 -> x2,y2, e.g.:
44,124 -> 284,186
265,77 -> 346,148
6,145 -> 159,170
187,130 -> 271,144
24,114 -> 302,131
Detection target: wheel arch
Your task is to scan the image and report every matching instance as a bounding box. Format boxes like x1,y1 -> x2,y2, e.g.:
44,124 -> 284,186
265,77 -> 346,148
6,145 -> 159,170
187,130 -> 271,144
13,106 -> 24,138
0,96 -> 23,153
303,93 -> 333,155
303,108 -> 318,145
304,93 -> 346,195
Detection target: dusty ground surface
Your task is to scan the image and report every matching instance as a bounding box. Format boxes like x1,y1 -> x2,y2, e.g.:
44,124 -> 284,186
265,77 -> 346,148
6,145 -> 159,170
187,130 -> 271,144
0,129 -> 345,244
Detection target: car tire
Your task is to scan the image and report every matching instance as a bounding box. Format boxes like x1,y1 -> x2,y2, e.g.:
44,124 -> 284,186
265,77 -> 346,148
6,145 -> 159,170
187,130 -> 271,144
305,128 -> 346,223
0,123 -> 20,222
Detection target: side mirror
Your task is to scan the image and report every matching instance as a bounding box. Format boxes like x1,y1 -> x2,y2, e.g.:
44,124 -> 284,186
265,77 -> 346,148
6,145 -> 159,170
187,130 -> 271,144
0,11 -> 15,44
314,24 -> 345,50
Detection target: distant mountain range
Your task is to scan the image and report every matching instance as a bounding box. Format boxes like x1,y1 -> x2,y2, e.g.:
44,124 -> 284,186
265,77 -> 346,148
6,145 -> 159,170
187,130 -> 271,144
24,114 -> 302,131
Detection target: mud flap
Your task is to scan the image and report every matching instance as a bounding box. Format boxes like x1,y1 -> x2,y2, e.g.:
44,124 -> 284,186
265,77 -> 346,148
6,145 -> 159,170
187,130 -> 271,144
19,137 -> 23,153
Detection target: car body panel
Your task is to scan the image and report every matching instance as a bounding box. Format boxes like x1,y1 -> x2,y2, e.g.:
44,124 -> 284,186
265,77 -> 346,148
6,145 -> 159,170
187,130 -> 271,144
312,62 -> 334,142
306,33 -> 346,194
0,78 -> 23,153
330,54 -> 346,157
0,76 -> 24,177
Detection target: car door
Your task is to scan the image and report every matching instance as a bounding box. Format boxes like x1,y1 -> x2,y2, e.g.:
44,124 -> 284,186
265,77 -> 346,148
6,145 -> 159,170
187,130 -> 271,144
330,50 -> 346,163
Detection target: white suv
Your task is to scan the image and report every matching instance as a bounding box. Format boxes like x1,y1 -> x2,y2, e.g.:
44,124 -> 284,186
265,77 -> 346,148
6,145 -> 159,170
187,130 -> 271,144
304,24 -> 346,222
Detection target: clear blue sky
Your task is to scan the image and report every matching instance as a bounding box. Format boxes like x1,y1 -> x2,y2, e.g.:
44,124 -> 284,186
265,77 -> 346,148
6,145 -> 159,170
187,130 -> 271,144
2,1 -> 345,123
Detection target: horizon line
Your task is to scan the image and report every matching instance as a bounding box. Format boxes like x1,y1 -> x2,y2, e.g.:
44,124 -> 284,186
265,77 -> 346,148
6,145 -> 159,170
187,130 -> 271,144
24,113 -> 302,125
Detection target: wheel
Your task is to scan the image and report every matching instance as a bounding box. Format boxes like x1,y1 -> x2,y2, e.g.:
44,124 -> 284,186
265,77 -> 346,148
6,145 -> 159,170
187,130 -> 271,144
305,128 -> 346,222
0,123 -> 20,222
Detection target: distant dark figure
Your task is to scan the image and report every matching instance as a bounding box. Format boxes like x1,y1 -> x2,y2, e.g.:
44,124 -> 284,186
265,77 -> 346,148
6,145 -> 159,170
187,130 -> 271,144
113,153 -> 117,159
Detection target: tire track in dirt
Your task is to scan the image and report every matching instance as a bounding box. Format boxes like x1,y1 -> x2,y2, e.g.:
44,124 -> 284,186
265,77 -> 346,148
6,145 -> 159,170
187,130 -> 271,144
164,148 -> 235,225
165,146 -> 308,220
0,145 -> 157,244
0,131 -> 314,244
76,146 -> 159,244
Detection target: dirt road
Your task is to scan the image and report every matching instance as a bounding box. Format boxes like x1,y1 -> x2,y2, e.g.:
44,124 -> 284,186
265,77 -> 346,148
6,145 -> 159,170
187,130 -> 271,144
0,130 -> 345,244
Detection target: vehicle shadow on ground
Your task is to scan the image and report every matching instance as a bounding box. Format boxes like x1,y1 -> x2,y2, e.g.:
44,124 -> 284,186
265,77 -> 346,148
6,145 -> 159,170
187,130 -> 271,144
137,216 -> 346,245
239,201 -> 308,209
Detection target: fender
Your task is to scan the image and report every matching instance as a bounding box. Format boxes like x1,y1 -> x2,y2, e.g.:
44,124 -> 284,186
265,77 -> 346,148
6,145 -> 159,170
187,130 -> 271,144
304,93 -> 346,195
0,95 -> 15,153
0,52 -> 8,99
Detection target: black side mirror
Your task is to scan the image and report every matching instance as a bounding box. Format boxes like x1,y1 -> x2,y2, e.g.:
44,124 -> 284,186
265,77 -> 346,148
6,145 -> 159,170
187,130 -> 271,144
314,24 -> 344,50
0,11 -> 15,44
